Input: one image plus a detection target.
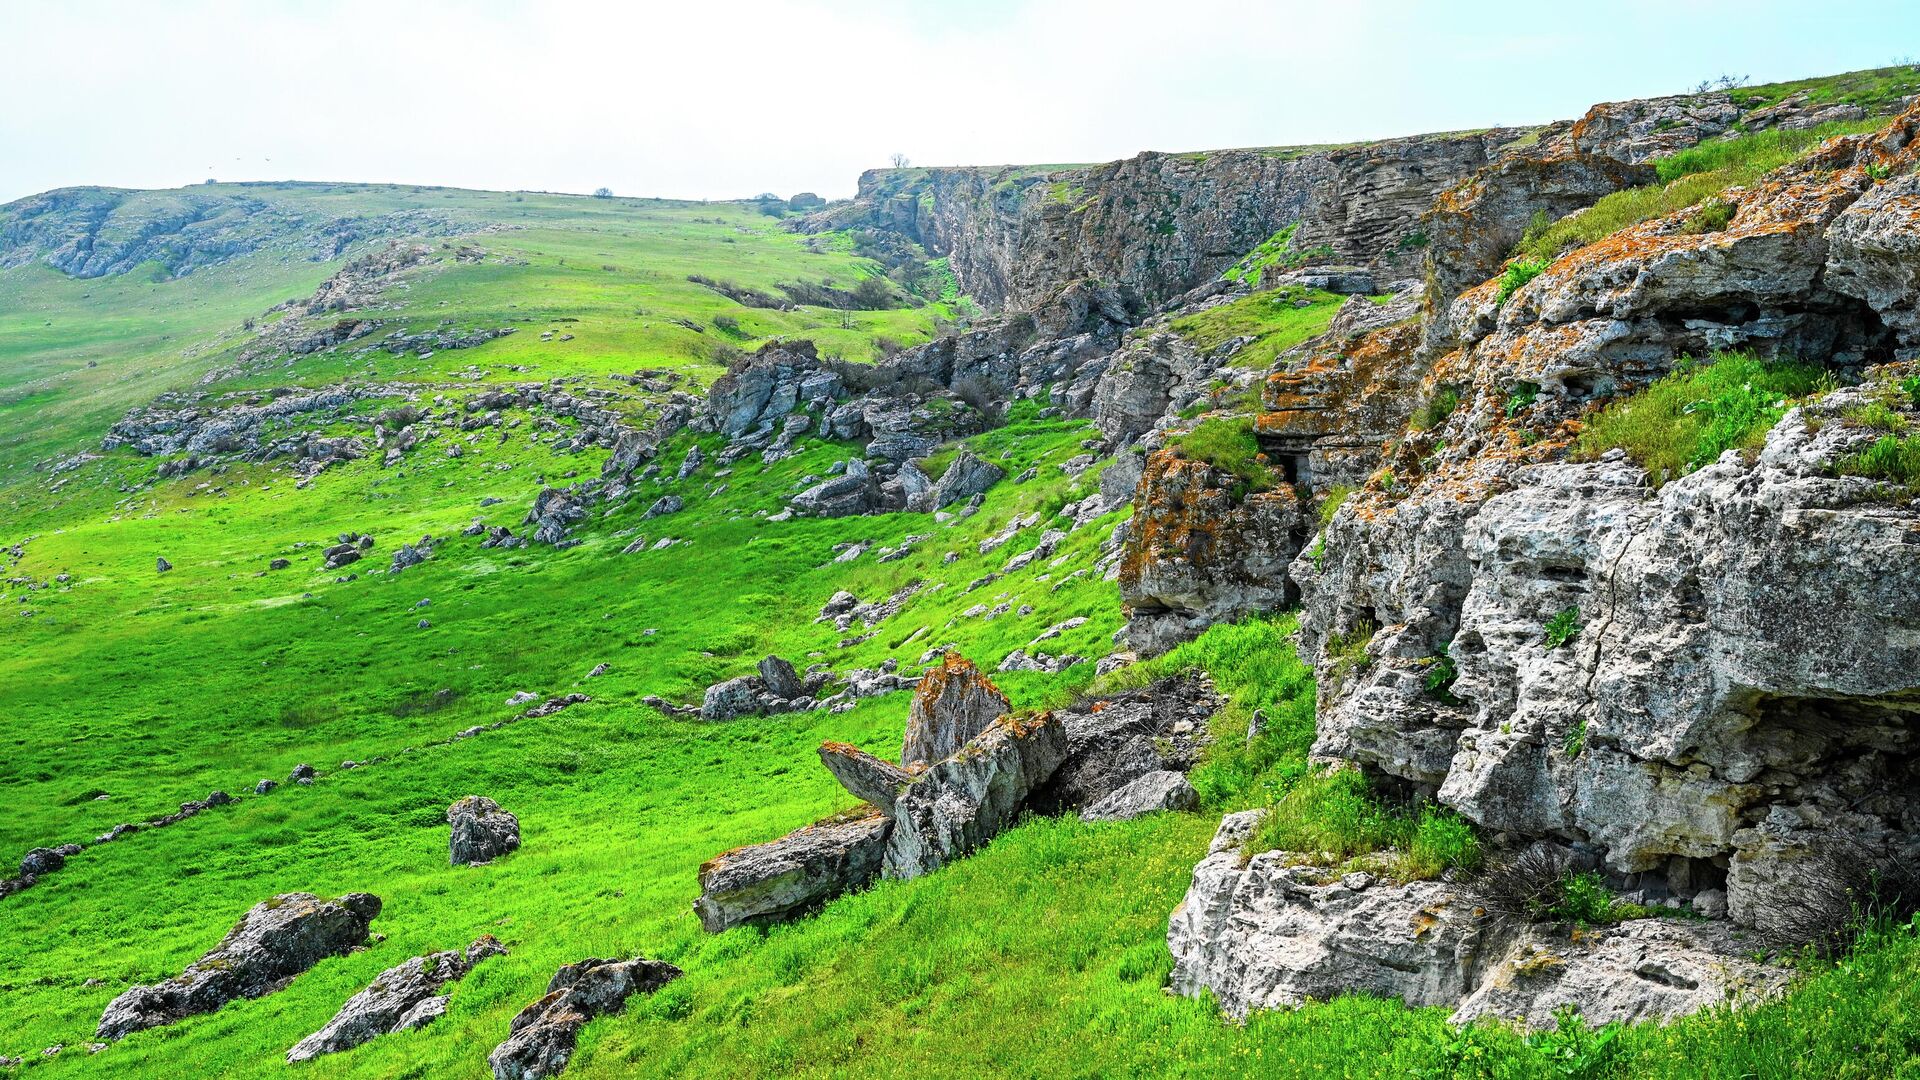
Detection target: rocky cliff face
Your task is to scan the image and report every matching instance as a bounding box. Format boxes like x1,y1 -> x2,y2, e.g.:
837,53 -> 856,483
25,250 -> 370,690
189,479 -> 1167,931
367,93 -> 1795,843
1291,107 -> 1920,933
808,129 -> 1535,312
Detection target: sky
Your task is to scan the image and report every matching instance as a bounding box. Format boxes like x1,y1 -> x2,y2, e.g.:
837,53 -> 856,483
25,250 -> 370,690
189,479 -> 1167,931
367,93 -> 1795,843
3,0 -> 1917,205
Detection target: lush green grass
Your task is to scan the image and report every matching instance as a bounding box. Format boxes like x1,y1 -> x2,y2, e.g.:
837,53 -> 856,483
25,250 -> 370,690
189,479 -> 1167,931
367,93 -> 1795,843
1168,285 -> 1347,370
1168,415 -> 1281,499
1839,434 -> 1920,485
1219,225 -> 1334,289
1511,118 -> 1888,264
1573,351 -> 1829,483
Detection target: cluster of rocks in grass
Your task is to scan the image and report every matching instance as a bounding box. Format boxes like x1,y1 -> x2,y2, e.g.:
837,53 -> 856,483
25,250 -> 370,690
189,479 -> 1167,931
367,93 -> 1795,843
693,654 -> 1220,932
3,788 -> 245,902
78,827 -> 674,1080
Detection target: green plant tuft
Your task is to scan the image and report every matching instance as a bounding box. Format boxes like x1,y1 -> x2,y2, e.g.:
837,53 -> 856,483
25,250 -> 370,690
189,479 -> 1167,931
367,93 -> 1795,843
1543,606 -> 1582,650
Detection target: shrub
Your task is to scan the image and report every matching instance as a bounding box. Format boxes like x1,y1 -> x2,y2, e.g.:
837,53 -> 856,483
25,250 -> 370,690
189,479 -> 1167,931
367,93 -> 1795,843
1474,848 -> 1621,927
1562,716 -> 1588,758
851,275 -> 895,309
1172,416 -> 1280,499
1901,373 -> 1920,407
1494,257 -> 1550,305
1762,837 -> 1920,955
711,314 -> 744,337
1422,645 -> 1460,705
1573,351 -> 1828,483
1845,400 -> 1907,432
1543,606 -> 1581,650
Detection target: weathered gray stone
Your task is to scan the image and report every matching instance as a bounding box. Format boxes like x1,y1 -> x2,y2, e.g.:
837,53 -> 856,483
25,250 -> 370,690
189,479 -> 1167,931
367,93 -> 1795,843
901,652 -> 1010,767
817,742 -> 913,811
885,712 -> 1068,879
487,956 -> 683,1080
1079,770 -> 1198,821
694,810 -> 892,932
98,892 -> 382,1040
287,936 -> 506,1062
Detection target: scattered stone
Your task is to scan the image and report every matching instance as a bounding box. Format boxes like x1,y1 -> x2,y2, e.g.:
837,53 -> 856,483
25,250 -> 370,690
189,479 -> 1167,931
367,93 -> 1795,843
19,847 -> 64,877
155,557 -> 172,573
290,763 -> 316,782
97,892 -> 382,1040
255,779 -> 278,795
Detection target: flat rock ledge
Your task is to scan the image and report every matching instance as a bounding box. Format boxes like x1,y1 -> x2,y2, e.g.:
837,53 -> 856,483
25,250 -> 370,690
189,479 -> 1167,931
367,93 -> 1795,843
488,956 -> 683,1080
287,935 -> 507,1062
1167,812 -> 1791,1028
98,892 -> 382,1040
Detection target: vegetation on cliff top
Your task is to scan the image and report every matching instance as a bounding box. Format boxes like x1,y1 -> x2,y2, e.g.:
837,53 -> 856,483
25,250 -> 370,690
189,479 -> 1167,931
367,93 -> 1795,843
1573,350 -> 1829,483
1511,116 -> 1889,264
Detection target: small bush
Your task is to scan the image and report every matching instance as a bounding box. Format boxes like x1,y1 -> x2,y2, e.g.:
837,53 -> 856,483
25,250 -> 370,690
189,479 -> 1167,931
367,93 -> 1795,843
1495,257 -> 1550,306
1475,848 -> 1623,927
1543,606 -> 1582,650
1562,716 -> 1588,758
1573,351 -> 1828,483
1845,401 -> 1907,432
1403,806 -> 1481,880
1763,837 -> 1920,955
1422,645 -> 1460,705
1679,196 -> 1737,234
1899,373 -> 1920,407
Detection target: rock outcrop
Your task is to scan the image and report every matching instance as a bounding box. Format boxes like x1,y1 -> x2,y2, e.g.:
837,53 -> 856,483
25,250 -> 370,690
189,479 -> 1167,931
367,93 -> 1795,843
1168,813 -> 1790,1026
884,711 -> 1069,879
1288,107 -> 1920,935
287,936 -> 507,1062
98,892 -> 382,1040
487,956 -> 683,1080
807,129 -> 1538,312
1118,453 -> 1310,656
449,795 -> 521,866
901,652 -> 1010,766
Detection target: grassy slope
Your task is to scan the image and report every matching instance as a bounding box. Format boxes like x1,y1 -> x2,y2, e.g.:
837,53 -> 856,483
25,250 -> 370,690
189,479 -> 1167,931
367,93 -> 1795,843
4,141 -> 1920,1079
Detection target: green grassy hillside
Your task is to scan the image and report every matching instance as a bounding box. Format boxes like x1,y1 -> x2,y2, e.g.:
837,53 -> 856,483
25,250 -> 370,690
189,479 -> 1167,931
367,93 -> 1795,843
3,175 -> 1919,1080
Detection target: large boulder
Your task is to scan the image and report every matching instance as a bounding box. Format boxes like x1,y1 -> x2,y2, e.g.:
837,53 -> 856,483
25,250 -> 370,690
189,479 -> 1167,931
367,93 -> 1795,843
884,711 -> 1069,879
98,892 -> 382,1040
901,652 -> 1010,767
700,674 -> 765,721
694,809 -> 893,933
449,796 -> 522,866
1079,770 -> 1198,822
756,655 -> 803,699
922,448 -> 1005,509
287,936 -> 507,1062
1030,673 -> 1221,813
487,957 -> 683,1080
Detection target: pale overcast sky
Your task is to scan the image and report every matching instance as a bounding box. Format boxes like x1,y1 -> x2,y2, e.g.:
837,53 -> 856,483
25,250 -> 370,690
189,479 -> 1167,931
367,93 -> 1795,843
3,0 -> 1915,205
